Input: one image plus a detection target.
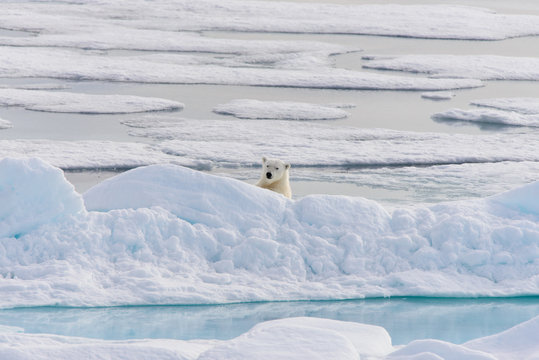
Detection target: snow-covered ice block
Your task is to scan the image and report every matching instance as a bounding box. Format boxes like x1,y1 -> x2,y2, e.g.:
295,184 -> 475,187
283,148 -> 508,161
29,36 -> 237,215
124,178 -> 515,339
421,92 -> 455,101
213,99 -> 349,120
1,159 -> 539,307
0,118 -> 12,130
198,317 -> 392,360
0,158 -> 84,238
0,89 -> 184,114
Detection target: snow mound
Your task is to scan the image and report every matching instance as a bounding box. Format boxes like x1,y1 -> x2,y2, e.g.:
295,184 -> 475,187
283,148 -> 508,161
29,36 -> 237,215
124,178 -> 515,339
0,89 -> 184,114
213,99 -> 349,120
198,317 -> 392,360
433,98 -> 539,127
1,315 -> 539,359
1,158 -> 539,307
0,158 -> 84,238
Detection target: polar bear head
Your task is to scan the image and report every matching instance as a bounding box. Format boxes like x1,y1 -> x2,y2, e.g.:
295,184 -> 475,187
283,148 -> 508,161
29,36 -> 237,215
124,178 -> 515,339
260,157 -> 290,185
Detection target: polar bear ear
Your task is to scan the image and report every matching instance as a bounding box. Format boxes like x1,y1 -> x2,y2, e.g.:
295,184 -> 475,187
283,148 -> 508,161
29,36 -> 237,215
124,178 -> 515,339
285,163 -> 291,170
262,157 -> 267,164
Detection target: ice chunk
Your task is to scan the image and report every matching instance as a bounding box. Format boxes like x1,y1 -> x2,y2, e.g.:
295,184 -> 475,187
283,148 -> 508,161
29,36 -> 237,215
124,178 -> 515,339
0,118 -> 12,130
421,92 -> 455,101
213,99 -> 349,120
199,317 -> 392,360
0,158 -> 84,238
0,89 -> 183,114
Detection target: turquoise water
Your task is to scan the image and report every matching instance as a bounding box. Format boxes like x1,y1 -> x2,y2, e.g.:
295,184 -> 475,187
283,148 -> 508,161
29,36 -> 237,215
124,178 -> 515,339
1,297 -> 539,345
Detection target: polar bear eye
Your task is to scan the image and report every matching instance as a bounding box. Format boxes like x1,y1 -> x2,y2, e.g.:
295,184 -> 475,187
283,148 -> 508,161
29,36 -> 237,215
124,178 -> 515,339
276,167 -> 279,170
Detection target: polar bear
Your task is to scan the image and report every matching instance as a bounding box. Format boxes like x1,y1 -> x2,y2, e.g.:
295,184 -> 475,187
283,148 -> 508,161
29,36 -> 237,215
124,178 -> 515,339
255,157 -> 292,199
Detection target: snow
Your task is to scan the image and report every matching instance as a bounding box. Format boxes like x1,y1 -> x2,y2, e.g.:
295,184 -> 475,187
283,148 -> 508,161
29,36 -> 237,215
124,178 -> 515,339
0,158 -> 538,308
3,1 -> 538,41
0,88 -> 184,114
363,55 -> 539,80
0,140 -> 179,170
0,47 -> 482,90
213,99 -> 349,120
433,98 -> 539,127
421,92 -> 455,101
123,116 -> 539,168
1,315 -> 539,359
0,118 -> 12,130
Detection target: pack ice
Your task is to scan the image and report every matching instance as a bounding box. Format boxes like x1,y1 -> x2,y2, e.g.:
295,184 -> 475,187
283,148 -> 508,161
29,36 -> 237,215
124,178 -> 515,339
1,157 -> 539,308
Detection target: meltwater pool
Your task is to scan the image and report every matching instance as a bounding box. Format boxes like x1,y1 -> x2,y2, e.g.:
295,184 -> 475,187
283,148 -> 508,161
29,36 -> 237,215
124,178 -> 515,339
1,297 -> 539,345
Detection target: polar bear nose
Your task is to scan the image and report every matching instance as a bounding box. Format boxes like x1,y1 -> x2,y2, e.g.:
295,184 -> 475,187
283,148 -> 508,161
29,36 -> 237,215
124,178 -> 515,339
266,172 -> 272,179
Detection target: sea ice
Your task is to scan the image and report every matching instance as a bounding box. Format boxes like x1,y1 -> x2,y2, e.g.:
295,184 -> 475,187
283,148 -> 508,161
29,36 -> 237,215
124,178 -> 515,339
0,47 -> 483,90
421,92 -> 455,101
122,115 -> 539,168
213,99 -> 349,120
1,158 -> 539,308
0,140 -> 179,170
0,118 -> 12,130
2,1 -> 539,41
0,315 -> 538,359
363,54 -> 539,80
433,97 -> 539,127
0,88 -> 184,114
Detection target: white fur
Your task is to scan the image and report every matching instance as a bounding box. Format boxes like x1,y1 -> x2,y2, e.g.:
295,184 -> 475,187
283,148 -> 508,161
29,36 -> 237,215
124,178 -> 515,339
255,157 -> 292,199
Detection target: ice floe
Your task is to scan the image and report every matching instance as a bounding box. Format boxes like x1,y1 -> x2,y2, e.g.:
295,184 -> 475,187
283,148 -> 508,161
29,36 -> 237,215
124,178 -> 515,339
213,99 -> 349,120
1,158 -> 539,308
5,1 -> 538,41
363,54 -> 539,80
0,47 -> 482,90
123,115 -> 539,168
0,140 -> 178,170
433,98 -> 539,127
1,315 -> 538,359
0,118 -> 12,130
0,88 -> 183,114
421,91 -> 455,101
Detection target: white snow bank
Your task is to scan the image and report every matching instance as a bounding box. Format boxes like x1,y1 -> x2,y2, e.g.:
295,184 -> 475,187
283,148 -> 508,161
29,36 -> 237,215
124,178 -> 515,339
363,55 -> 539,80
0,118 -> 12,129
0,158 -> 83,238
1,159 -> 539,307
1,315 -> 539,360
124,116 -> 539,168
433,98 -> 539,127
0,47 -> 482,90
213,99 -> 349,120
0,88 -> 183,114
2,1 -> 539,40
